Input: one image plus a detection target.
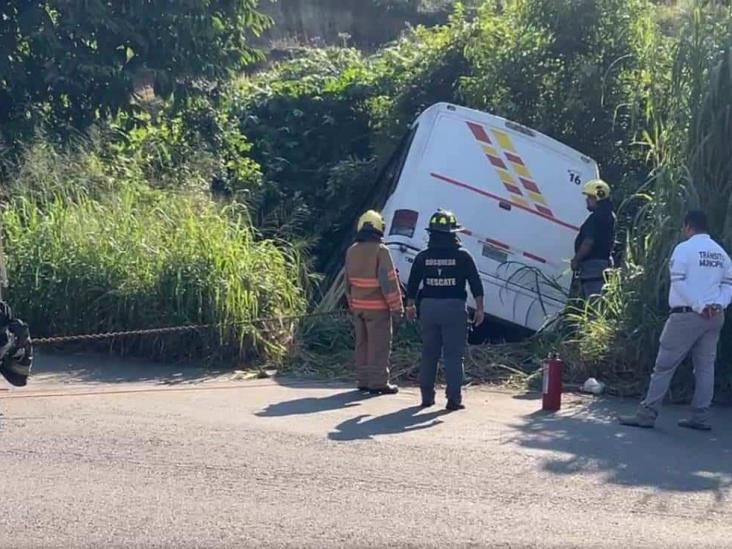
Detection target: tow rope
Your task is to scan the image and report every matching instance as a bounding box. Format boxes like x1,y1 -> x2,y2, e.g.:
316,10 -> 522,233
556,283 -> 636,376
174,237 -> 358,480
31,310 -> 347,346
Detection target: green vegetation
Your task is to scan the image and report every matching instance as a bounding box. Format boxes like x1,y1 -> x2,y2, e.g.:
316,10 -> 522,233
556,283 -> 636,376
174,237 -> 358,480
567,1 -> 732,396
226,0 -> 662,273
0,1 -> 269,140
1,139 -> 307,364
1,0 -> 732,393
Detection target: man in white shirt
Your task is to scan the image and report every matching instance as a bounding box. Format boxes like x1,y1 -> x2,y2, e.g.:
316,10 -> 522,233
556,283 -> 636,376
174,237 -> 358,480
619,211 -> 732,431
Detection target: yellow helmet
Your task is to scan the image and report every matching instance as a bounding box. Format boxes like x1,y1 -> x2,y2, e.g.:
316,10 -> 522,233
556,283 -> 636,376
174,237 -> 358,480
357,210 -> 385,234
582,179 -> 611,200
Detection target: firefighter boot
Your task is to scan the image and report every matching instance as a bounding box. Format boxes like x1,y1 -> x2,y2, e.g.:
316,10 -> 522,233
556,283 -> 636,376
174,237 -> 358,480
369,383 -> 399,396
618,406 -> 657,429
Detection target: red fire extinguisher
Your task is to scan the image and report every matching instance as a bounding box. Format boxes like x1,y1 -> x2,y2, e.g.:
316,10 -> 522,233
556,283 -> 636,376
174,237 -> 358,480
542,353 -> 563,412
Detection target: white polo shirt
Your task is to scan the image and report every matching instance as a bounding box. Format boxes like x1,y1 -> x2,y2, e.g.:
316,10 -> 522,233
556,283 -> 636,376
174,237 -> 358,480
669,234 -> 732,312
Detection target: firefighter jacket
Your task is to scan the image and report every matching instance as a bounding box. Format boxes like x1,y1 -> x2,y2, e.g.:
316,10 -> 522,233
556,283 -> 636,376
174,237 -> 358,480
345,239 -> 403,313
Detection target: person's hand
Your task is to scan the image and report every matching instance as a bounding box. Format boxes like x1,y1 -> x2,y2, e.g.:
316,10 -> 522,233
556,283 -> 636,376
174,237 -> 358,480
570,257 -> 579,272
406,305 -> 417,321
472,307 -> 485,327
703,304 -> 723,319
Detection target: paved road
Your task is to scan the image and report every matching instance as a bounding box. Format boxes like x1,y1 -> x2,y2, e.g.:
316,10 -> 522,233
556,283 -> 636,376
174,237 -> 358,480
2,353 -> 732,548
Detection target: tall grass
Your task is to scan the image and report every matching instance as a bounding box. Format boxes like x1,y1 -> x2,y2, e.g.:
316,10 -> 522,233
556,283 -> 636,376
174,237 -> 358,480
566,1 -> 732,396
0,139 -> 308,364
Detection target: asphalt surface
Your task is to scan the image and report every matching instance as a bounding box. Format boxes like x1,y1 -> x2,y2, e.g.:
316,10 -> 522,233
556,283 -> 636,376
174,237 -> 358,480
2,353 -> 732,548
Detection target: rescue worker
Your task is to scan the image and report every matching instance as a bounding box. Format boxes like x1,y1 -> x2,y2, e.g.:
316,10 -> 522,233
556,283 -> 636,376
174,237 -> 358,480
571,179 -> 616,298
405,210 -> 484,411
619,211 -> 732,431
345,210 -> 403,395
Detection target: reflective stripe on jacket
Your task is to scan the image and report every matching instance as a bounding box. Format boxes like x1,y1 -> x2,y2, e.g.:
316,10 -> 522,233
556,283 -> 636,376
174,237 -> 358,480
345,242 -> 403,313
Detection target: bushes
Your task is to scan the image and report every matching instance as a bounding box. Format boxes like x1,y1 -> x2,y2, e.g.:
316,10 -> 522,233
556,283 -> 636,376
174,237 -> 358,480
230,0 -> 732,391
1,140 -> 307,364
460,0 -> 665,186
220,1 -> 665,273
2,0 -> 727,384
228,48 -> 375,257
565,1 -> 732,395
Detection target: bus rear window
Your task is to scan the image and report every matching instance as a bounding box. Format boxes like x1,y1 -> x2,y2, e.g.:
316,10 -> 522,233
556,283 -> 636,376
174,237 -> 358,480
389,210 -> 418,238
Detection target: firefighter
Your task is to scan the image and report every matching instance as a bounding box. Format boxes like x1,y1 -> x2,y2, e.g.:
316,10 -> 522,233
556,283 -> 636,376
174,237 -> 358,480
571,179 -> 616,298
405,210 -> 484,411
619,211 -> 732,431
345,210 -> 403,395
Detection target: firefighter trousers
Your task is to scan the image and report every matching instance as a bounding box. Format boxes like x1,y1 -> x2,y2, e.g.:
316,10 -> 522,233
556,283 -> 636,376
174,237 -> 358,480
353,309 -> 392,389
419,298 -> 468,403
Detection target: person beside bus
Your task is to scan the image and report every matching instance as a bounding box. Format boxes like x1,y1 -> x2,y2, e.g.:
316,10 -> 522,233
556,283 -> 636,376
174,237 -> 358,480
571,179 -> 616,298
345,211 -> 404,395
405,210 -> 484,411
619,211 -> 732,431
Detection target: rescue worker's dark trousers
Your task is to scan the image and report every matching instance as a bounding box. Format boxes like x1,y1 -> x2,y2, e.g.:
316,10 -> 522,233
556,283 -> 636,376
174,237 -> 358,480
579,259 -> 611,299
353,309 -> 392,389
419,298 -> 468,403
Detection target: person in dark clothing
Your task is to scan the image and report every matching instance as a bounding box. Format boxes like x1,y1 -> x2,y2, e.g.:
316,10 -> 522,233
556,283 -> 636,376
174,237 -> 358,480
571,179 -> 616,298
0,301 -> 32,388
405,210 -> 485,411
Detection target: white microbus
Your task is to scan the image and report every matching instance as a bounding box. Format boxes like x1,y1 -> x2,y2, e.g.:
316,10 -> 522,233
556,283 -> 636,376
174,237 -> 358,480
380,103 -> 599,331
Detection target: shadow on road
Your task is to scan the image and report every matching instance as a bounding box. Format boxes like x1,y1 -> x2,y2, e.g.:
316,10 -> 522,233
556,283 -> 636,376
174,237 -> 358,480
256,390 -> 372,417
31,352 -> 227,386
511,392 -> 542,401
512,397 -> 732,499
329,406 -> 448,441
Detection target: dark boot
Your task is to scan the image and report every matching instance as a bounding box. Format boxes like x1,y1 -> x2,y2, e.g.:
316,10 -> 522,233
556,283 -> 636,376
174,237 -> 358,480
420,388 -> 436,408
369,383 -> 399,395
446,400 -> 465,412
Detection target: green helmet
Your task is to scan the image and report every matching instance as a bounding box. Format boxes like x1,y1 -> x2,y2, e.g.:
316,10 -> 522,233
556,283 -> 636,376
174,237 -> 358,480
427,209 -> 463,233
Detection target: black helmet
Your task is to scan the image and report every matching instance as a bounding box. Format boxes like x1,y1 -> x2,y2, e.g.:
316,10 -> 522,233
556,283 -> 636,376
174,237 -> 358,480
427,209 -> 463,233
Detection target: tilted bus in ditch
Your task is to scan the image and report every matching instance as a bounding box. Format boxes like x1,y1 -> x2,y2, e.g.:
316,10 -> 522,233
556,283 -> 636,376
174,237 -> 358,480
375,103 -> 599,332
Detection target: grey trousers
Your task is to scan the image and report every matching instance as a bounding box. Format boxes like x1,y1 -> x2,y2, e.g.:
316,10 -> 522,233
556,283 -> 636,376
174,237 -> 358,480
642,312 -> 724,422
419,298 -> 468,403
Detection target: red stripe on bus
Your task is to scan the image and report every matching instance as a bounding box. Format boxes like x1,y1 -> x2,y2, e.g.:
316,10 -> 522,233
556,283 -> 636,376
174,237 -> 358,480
487,155 -> 508,170
504,183 -> 523,196
429,172 -> 580,232
486,238 -> 510,250
519,178 -> 540,194
523,252 -> 547,264
535,205 -> 555,217
467,122 -> 492,144
505,152 -> 525,166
